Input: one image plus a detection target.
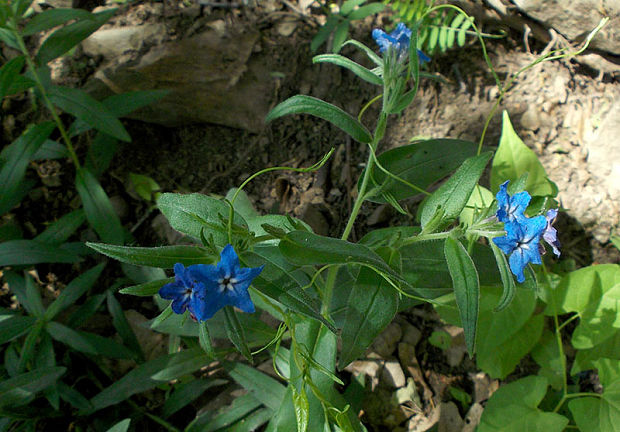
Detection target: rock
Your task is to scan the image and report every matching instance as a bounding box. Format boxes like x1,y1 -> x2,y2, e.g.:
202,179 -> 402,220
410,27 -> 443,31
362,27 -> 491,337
520,106 -> 541,131
461,403 -> 484,432
469,372 -> 499,403
586,98 -> 620,199
400,322 -> 422,346
437,401 -> 463,432
367,204 -> 393,226
345,353 -> 384,391
512,0 -> 620,56
382,359 -> 406,388
82,24 -> 167,59
372,322 -> 402,357
407,406 -> 440,432
276,17 -> 298,37
84,25 -> 274,132
443,325 -> 468,367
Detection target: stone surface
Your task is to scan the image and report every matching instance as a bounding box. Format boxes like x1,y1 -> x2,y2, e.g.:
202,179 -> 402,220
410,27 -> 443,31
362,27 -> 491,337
512,0 -> 620,56
382,359 -> 407,388
461,403 -> 484,432
84,22 -> 274,132
437,401 -> 464,432
372,322 -> 402,357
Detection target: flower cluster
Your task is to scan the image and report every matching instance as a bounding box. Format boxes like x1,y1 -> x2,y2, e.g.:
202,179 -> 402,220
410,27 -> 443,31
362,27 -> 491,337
159,245 -> 263,321
492,181 -> 560,283
372,23 -> 430,63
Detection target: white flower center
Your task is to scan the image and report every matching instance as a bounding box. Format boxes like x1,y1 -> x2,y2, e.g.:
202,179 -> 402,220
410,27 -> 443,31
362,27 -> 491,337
218,277 -> 237,292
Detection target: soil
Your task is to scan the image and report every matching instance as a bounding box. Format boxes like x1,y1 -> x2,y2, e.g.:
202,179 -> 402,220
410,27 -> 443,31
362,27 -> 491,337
2,0 -> 619,431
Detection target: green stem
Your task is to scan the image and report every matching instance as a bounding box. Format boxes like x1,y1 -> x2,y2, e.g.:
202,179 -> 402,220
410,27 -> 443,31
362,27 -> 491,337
9,21 -> 81,169
321,113 -> 387,315
400,230 -> 455,246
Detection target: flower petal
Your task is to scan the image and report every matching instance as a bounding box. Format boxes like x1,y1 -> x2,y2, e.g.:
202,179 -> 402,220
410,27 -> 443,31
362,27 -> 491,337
171,295 -> 190,314
230,289 -> 255,314
188,264 -> 220,285
218,244 -> 240,278
173,263 -> 192,287
234,265 -> 264,285
159,281 -> 186,300
509,248 -> 527,283
190,285 -> 226,321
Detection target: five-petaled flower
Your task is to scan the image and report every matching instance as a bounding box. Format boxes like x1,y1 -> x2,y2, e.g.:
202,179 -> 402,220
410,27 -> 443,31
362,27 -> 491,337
158,245 -> 264,321
372,23 -> 431,63
492,180 -> 561,282
493,216 -> 547,283
495,180 -> 531,223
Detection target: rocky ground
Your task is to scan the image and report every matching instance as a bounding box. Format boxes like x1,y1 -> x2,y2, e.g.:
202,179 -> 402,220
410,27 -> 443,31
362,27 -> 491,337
4,0 -> 620,430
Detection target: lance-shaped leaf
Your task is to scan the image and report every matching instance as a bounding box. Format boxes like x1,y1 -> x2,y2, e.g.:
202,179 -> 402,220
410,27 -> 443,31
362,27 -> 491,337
0,366 -> 67,409
444,237 -> 479,356
363,139 -> 479,203
265,95 -> 372,144
48,86 -> 130,142
87,243 -> 214,268
279,230 -> 411,288
35,8 -> 116,64
0,239 -> 81,266
419,151 -> 492,229
45,263 -> 105,320
0,122 -> 56,215
313,54 -> 382,85
35,209 -> 86,245
23,8 -> 93,35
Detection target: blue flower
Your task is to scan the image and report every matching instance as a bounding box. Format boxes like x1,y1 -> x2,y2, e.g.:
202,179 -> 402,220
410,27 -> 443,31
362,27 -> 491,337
493,215 -> 547,283
187,245 -> 264,321
541,209 -> 561,257
159,263 -> 203,315
495,180 -> 531,223
372,23 -> 430,63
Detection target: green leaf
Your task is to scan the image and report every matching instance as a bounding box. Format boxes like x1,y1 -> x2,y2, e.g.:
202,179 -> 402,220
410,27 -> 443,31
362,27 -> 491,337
313,54 -> 382,85
340,0 -> 366,15
87,242 -> 212,268
490,242 -> 516,311
48,86 -> 130,142
311,15 -> 338,52
571,281 -> 620,349
459,185 -> 494,227
57,382 -> 92,411
16,320 -> 45,373
224,307 -> 253,362
198,321 -> 216,359
84,133 -> 118,178
347,3 -> 385,20
0,315 -> 36,345
0,122 -> 56,215
490,111 -> 556,196
107,291 -> 144,362
47,322 -> 134,359
32,139 -> 69,160
157,193 -> 246,244
35,9 -> 117,64
70,90 -> 169,137
279,230 -> 410,288
0,367 -> 66,409
105,419 -> 131,432
420,152 -> 492,229
572,331 -> 620,375
436,285 -> 540,379
338,249 -> 399,369
531,330 -> 564,390
45,263 -> 105,320
187,393 -> 263,432
150,348 -> 210,381
35,209 -> 86,245
87,349 -> 208,413
22,8 -> 93,35
128,173 -> 160,201
24,274 -> 45,318
76,167 -> 125,244
543,264 -> 620,316
332,21 -> 349,53
224,361 -> 287,411
265,95 -> 372,144
162,379 -> 227,418
477,376 -> 568,432
365,139 -> 479,203
444,237 -> 479,356
241,247 -> 332,331
119,277 -> 174,296
0,239 -> 81,266
569,364 -> 620,432
342,39 -> 382,66
291,385 -> 309,432
0,56 -> 25,101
